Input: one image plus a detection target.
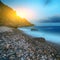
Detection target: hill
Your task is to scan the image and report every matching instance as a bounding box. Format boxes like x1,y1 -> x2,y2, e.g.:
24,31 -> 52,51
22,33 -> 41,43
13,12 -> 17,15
0,1 -> 34,28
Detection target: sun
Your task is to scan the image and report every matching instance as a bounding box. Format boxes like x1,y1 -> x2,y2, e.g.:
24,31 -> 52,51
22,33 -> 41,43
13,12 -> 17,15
16,8 -> 34,19
16,12 -> 25,18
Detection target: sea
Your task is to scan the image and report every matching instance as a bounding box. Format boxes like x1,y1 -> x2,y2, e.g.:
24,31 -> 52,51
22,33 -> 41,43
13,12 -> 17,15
19,26 -> 60,44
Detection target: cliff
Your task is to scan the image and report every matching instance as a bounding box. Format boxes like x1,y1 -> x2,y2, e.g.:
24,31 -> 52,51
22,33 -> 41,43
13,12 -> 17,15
0,1 -> 34,28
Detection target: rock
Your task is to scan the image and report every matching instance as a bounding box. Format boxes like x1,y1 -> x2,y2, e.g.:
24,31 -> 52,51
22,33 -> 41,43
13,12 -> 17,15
31,28 -> 38,31
33,37 -> 46,42
0,26 -> 13,33
0,26 -> 59,60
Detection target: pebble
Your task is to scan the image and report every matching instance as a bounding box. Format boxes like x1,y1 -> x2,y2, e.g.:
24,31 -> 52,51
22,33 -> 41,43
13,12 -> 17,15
0,29 -> 59,60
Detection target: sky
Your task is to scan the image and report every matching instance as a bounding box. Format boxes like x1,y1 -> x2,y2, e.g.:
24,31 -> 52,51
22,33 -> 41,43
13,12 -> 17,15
2,0 -> 60,24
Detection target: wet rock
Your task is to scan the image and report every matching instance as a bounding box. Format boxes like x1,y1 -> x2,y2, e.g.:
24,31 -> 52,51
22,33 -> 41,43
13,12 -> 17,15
33,37 -> 46,42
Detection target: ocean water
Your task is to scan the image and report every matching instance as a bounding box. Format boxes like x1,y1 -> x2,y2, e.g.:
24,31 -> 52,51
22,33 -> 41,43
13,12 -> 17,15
19,26 -> 60,44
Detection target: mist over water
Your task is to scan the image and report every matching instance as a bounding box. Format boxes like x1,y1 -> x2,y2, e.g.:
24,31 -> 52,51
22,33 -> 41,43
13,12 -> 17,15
19,26 -> 60,44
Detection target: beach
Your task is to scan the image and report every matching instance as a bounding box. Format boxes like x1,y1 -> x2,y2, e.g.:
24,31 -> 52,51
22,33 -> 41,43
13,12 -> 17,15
0,26 -> 60,60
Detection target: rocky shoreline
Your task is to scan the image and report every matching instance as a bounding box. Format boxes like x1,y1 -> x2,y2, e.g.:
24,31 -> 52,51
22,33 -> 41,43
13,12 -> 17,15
0,26 -> 60,60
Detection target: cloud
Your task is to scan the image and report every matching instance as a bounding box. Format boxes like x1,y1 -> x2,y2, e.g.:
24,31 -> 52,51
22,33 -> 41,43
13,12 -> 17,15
44,0 -> 51,5
41,16 -> 60,23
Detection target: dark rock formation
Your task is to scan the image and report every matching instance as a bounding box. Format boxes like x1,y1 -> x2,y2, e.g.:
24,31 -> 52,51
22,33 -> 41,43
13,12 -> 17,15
33,38 -> 46,42
31,28 -> 38,31
0,26 -> 59,60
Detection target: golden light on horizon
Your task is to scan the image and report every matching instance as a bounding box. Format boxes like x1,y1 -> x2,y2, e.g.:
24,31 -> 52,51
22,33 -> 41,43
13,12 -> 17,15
16,8 -> 34,19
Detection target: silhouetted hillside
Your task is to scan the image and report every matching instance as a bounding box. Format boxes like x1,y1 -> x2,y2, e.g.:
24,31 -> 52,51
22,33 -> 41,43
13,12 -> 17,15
0,1 -> 34,28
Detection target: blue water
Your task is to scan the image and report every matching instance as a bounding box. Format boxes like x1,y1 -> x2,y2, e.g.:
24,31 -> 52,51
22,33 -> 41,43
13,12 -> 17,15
19,26 -> 60,44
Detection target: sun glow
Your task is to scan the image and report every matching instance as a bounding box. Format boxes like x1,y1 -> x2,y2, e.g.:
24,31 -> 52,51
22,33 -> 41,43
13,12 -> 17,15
16,12 -> 25,18
16,8 -> 34,19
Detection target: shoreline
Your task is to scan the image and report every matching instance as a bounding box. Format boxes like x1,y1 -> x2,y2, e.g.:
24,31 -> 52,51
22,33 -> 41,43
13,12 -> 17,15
0,26 -> 60,60
19,28 -> 60,44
